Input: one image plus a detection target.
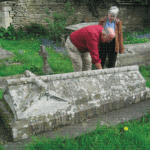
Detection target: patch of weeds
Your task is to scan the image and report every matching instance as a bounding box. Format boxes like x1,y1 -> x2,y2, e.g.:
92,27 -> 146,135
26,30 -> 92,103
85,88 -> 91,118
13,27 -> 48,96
139,65 -> 150,88
0,90 -> 14,142
25,23 -> 49,37
0,90 -> 4,100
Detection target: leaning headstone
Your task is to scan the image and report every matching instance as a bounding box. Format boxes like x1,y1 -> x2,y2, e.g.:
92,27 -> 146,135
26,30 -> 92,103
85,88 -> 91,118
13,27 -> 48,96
3,65 -> 150,141
60,34 -> 65,47
39,45 -> 53,75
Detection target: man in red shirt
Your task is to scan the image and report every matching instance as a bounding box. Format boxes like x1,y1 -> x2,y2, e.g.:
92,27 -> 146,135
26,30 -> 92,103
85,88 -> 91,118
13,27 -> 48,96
65,25 -> 115,72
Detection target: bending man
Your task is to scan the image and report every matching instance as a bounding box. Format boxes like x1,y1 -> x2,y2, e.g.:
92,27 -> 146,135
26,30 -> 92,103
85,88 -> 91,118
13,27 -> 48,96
65,25 -> 115,72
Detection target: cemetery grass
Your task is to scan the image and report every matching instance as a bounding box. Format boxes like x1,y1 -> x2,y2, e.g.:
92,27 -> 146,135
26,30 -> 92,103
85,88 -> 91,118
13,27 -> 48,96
123,27 -> 150,44
0,37 -> 73,77
22,113 -> 150,150
0,27 -> 150,77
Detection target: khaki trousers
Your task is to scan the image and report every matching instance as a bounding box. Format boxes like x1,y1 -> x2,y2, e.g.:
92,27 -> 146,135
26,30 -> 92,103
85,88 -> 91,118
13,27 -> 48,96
65,36 -> 92,72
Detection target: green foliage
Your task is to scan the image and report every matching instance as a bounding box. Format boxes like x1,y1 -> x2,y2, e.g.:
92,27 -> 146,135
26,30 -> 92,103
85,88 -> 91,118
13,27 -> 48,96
25,22 -> 49,37
0,25 -> 28,40
139,65 -> 150,88
46,1 -> 74,41
123,36 -> 149,44
123,29 -> 150,45
0,23 -> 49,40
0,26 -> 17,40
0,90 -> 3,100
16,26 -> 27,39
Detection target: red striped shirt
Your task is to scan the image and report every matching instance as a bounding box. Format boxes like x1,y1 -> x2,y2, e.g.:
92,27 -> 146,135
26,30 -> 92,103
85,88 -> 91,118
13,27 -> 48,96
70,25 -> 103,64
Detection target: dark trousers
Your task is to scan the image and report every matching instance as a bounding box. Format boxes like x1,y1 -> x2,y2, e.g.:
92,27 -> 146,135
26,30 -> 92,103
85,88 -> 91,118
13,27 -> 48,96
99,38 -> 117,69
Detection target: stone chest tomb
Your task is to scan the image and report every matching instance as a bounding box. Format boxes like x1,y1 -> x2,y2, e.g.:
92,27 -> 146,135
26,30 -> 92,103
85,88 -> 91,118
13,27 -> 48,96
2,65 -> 150,141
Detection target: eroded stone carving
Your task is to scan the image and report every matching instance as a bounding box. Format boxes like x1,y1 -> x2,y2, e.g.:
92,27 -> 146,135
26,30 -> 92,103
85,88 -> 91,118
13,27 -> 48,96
39,45 -> 53,75
3,65 -> 150,141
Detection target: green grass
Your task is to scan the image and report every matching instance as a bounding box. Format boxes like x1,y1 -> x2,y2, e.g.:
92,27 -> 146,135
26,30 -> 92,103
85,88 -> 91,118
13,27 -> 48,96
123,27 -> 150,44
0,37 -> 73,77
123,36 -> 149,44
17,112 -> 150,150
0,90 -> 3,99
0,28 -> 150,150
0,28 -> 149,77
139,65 -> 150,88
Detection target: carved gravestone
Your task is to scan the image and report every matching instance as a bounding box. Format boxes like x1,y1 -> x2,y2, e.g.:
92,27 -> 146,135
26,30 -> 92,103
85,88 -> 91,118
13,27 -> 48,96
39,45 -> 53,75
2,65 -> 150,141
60,34 -> 65,47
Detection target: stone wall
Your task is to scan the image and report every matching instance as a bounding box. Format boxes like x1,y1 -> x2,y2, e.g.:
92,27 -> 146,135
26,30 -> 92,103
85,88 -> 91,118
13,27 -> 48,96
118,5 -> 149,31
0,0 -> 149,31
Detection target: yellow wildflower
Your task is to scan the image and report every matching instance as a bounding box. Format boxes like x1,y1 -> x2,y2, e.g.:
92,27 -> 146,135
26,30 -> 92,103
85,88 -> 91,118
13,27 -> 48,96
124,127 -> 128,131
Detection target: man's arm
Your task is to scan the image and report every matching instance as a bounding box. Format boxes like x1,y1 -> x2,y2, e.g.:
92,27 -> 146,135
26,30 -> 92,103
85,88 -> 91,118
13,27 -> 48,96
95,63 -> 102,69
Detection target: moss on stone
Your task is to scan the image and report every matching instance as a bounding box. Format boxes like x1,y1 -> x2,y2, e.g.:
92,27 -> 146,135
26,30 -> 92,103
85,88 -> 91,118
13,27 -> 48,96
0,94 -> 14,141
0,101 -> 13,141
0,97 -> 14,117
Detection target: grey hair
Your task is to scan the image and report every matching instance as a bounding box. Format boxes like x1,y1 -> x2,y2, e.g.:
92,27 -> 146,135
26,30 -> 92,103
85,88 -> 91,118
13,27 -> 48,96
102,27 -> 115,38
108,6 -> 119,17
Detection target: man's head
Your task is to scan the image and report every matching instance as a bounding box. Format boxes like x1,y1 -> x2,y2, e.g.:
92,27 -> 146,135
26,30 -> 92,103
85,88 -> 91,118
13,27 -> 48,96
108,6 -> 119,22
101,27 -> 115,43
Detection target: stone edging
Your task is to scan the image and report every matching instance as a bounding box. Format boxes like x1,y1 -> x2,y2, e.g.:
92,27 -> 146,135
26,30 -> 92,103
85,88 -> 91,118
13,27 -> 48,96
6,65 -> 139,85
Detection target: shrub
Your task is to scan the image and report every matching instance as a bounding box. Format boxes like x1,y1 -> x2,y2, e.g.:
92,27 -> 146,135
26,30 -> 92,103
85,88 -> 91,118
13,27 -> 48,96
46,1 -> 74,42
16,26 -> 27,39
25,22 -> 49,37
0,25 -> 17,40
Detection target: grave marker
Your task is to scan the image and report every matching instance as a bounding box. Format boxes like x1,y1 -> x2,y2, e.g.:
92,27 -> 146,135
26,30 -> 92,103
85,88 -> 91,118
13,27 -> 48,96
39,45 -> 53,75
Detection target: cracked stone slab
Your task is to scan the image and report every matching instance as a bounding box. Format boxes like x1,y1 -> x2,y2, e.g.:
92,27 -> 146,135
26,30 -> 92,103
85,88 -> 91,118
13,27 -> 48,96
2,65 -> 150,141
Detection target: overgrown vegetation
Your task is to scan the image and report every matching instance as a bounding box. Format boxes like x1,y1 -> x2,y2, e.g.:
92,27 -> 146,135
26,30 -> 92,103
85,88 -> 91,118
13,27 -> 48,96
123,27 -> 150,44
0,26 -> 17,40
45,1 -> 75,42
0,23 -> 50,40
0,1 -> 75,42
25,23 -> 49,37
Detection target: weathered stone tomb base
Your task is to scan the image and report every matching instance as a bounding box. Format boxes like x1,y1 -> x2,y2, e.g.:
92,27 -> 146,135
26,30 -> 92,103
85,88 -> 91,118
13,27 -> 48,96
3,65 -> 150,141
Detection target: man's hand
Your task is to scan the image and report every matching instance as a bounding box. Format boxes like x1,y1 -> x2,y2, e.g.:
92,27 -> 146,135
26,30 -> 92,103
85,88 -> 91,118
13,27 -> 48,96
95,63 -> 102,69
